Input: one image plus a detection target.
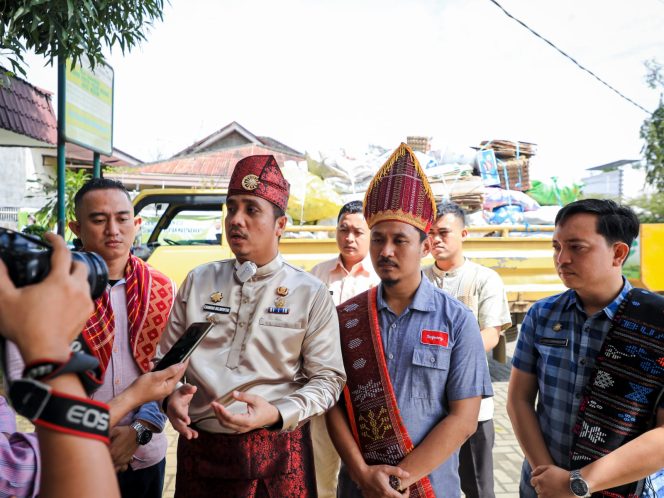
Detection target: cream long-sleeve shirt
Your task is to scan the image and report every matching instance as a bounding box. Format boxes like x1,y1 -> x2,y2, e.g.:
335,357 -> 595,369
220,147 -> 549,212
158,254 -> 346,433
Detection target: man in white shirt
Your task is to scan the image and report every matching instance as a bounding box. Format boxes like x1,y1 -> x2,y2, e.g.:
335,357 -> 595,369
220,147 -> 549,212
424,202 -> 511,498
311,201 -> 379,307
310,201 -> 379,497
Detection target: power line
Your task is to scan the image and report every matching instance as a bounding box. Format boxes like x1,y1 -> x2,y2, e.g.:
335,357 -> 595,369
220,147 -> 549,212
487,0 -> 651,114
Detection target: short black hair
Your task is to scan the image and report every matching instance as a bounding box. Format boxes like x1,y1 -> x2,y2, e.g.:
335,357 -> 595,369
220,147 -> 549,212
555,198 -> 640,248
417,228 -> 428,243
435,202 -> 466,226
337,201 -> 363,222
272,204 -> 286,219
74,178 -> 131,216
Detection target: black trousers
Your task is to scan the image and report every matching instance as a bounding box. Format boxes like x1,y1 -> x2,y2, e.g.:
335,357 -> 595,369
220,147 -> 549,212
117,458 -> 166,498
458,419 -> 495,498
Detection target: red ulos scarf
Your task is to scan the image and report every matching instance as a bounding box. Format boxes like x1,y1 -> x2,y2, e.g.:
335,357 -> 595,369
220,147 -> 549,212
82,254 -> 174,375
337,287 -> 435,498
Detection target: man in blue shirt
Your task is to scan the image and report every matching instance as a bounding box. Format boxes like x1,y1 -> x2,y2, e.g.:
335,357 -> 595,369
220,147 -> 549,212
326,143 -> 492,498
508,198 -> 664,497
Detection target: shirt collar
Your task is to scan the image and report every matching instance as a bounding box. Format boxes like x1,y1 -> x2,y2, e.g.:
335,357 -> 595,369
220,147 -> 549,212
334,254 -> 372,277
376,272 -> 437,314
565,277 -> 631,319
430,258 -> 467,278
233,253 -> 283,279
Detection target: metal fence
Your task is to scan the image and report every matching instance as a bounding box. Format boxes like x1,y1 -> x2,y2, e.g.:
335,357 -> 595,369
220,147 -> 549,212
0,207 -> 19,230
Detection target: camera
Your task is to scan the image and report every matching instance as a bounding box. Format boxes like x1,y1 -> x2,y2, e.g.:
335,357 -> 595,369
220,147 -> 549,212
0,227 -> 108,300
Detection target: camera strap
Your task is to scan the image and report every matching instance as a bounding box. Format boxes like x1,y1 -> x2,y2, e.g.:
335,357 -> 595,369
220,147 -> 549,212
69,336 -> 105,394
23,351 -> 101,396
9,378 -> 110,444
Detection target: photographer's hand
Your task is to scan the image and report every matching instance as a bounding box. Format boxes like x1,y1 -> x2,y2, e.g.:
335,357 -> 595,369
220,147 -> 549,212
0,232 -> 93,363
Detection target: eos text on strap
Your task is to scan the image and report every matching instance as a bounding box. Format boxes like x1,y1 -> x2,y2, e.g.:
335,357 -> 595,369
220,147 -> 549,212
9,378 -> 110,444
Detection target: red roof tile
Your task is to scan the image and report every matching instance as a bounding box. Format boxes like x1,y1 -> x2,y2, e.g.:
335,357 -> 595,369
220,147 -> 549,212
138,145 -> 304,178
0,71 -> 57,144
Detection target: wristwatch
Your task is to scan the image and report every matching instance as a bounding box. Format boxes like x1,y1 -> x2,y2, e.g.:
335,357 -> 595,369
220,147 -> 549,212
569,470 -> 591,497
131,421 -> 153,446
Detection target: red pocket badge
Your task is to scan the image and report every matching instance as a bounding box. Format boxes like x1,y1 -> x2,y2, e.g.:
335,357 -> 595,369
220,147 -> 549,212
420,330 -> 449,347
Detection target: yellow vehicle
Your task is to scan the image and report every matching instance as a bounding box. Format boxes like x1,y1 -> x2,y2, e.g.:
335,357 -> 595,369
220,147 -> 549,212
132,188 -> 663,360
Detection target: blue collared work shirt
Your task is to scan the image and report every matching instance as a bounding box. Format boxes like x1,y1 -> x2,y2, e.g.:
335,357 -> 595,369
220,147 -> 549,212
375,275 -> 493,497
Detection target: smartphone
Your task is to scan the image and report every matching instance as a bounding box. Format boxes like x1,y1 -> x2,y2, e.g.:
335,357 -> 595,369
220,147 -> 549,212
152,321 -> 214,371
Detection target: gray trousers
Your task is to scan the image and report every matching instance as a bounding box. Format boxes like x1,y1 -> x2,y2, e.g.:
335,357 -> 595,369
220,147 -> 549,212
459,418 -> 495,498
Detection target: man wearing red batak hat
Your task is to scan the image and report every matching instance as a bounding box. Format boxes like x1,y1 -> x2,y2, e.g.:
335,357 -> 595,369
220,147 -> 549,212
326,143 -> 492,498
158,155 -> 346,497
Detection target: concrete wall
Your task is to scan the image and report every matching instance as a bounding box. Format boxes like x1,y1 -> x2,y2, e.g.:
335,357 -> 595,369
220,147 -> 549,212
0,146 -> 55,210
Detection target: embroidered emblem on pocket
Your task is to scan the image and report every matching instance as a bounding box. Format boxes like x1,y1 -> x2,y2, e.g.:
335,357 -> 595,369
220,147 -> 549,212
420,330 -> 449,347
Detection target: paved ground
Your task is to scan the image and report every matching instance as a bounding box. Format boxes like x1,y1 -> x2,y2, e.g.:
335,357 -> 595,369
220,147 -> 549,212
15,346 -> 523,498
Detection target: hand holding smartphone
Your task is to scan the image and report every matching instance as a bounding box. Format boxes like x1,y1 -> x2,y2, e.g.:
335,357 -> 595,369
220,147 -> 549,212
152,321 -> 214,372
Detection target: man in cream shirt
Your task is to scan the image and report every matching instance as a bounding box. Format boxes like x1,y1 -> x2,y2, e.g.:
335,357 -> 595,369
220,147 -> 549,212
160,155 -> 346,498
425,202 -> 511,498
310,200 -> 379,497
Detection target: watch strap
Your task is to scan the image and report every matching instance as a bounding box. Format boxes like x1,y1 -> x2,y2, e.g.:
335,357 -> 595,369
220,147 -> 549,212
23,352 -> 102,396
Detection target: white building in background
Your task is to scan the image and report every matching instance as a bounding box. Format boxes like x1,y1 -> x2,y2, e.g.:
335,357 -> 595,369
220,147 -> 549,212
581,159 -> 655,200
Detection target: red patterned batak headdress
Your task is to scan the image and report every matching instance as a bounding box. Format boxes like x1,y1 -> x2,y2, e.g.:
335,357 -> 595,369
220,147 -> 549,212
363,143 -> 437,232
228,155 -> 290,211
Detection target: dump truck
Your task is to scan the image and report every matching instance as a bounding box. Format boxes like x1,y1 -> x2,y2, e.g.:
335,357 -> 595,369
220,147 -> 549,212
132,188 -> 663,361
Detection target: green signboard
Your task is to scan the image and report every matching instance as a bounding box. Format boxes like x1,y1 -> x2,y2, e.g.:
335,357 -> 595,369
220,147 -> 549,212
64,56 -> 114,155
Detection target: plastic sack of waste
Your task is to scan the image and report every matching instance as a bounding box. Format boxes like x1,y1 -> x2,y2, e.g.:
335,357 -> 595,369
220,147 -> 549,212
527,179 -> 582,206
488,205 -> 524,224
522,206 -> 561,225
282,162 -> 343,223
483,187 -> 540,212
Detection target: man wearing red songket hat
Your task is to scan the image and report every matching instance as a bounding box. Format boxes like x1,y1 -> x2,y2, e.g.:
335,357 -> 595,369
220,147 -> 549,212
326,143 -> 493,498
159,155 -> 346,497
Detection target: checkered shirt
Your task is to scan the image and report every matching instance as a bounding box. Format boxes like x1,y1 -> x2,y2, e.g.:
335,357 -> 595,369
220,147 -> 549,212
512,280 -> 632,487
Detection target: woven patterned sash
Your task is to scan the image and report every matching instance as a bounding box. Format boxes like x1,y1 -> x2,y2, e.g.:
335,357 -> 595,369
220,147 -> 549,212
571,288 -> 664,497
81,255 -> 175,376
337,288 -> 435,498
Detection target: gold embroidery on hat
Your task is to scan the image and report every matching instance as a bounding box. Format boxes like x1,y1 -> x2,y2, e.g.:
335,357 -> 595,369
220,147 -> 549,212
241,174 -> 260,191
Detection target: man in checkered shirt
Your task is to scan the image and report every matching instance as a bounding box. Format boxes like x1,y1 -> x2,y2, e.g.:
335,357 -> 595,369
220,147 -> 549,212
507,198 -> 664,497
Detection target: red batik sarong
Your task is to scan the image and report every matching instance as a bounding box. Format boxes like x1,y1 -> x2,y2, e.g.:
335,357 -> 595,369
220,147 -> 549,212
337,288 -> 435,498
175,424 -> 316,498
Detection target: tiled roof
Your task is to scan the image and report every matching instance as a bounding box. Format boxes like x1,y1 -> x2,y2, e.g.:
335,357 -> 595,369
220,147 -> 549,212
0,71 -> 57,144
138,144 -> 304,177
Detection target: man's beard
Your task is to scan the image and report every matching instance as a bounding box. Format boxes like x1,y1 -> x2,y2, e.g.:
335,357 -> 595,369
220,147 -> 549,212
381,278 -> 399,287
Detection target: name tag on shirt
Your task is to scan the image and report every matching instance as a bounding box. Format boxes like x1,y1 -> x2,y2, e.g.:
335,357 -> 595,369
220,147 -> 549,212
537,337 -> 569,347
421,330 -> 449,347
202,304 -> 231,314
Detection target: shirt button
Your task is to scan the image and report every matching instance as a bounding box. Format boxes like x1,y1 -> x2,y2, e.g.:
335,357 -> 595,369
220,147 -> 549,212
430,357 -> 436,363
575,392 -> 581,399
391,324 -> 396,329
579,358 -> 586,365
115,379 -> 120,385
243,298 -> 248,304
388,353 -> 394,359
113,347 -> 118,353
239,322 -> 245,327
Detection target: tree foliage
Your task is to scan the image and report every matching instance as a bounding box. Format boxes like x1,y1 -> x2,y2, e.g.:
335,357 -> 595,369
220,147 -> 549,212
630,192 -> 664,224
27,169 -> 91,239
0,0 -> 165,76
640,59 -> 664,191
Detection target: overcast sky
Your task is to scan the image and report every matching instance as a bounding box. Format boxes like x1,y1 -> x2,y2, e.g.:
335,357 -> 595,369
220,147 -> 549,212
21,0 -> 664,183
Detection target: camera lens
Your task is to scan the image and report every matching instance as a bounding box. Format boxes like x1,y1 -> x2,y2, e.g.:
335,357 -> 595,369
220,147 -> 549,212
71,251 -> 109,300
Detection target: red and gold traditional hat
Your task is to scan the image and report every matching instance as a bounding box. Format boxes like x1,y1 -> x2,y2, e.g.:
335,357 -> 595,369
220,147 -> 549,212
228,155 -> 290,211
363,143 -> 436,232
